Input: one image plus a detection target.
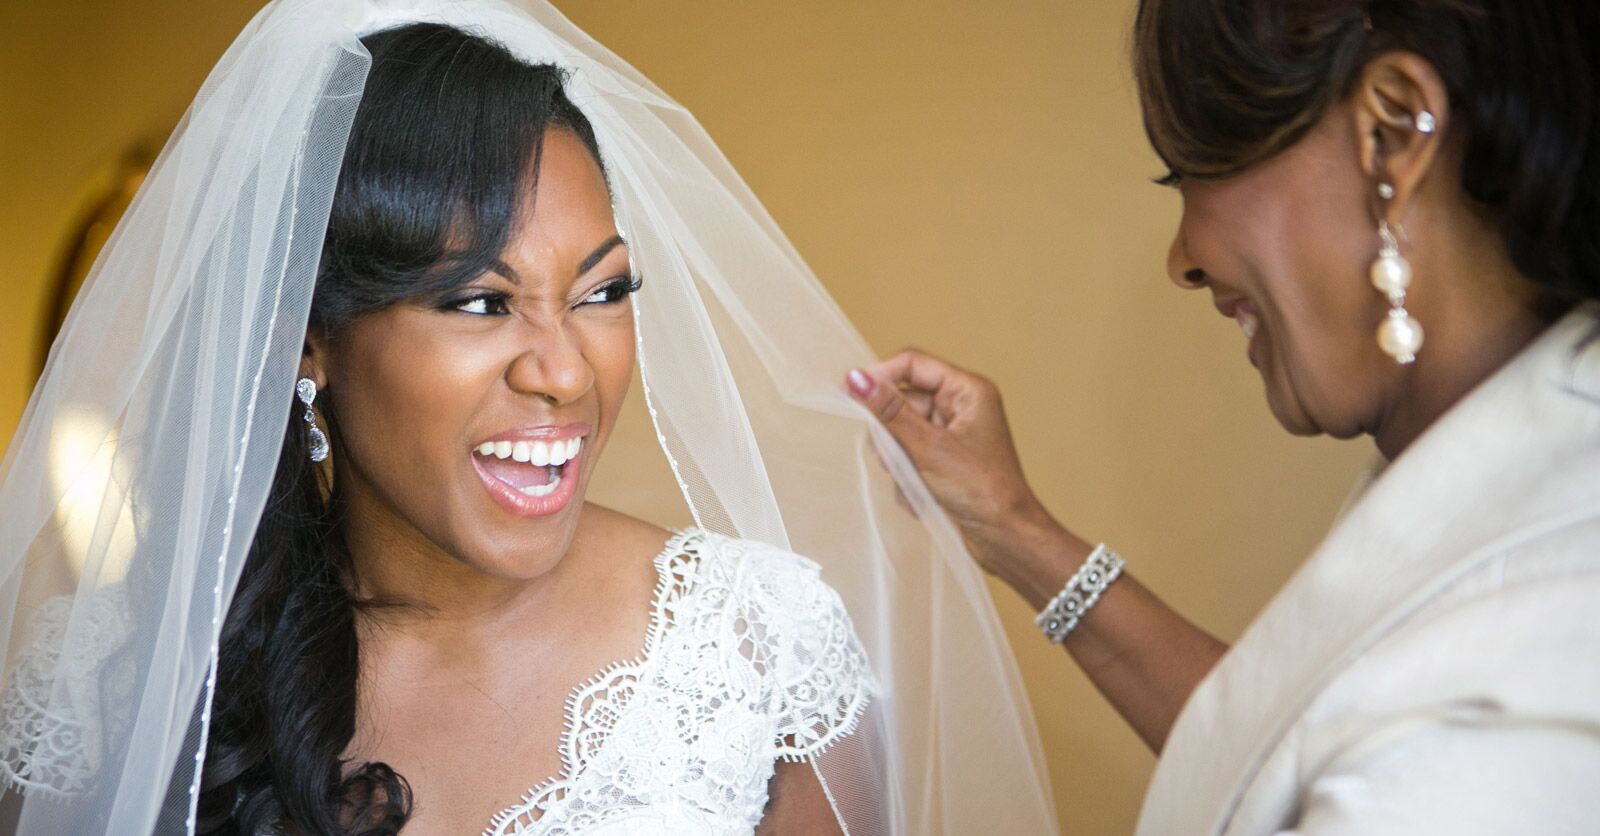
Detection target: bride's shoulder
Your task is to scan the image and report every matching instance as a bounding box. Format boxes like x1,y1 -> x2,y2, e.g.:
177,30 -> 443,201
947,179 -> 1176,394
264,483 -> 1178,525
580,503 -> 675,548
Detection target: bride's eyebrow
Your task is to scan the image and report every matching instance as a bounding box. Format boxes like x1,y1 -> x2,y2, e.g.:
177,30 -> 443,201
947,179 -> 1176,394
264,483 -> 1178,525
578,234 -> 626,276
487,259 -> 520,283
479,235 -> 625,284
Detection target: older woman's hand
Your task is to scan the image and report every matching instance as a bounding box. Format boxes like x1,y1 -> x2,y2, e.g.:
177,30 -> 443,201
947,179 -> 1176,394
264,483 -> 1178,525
848,349 -> 1226,754
846,349 -> 1078,583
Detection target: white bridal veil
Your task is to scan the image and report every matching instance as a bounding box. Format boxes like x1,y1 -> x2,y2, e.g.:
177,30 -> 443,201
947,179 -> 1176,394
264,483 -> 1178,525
0,0 -> 1058,832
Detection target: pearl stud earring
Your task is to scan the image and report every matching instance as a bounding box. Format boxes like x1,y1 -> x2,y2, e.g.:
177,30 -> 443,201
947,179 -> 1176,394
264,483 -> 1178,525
296,378 -> 330,462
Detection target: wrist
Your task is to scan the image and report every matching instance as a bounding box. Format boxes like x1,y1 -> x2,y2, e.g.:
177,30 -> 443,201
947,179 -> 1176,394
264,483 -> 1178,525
974,499 -> 1095,609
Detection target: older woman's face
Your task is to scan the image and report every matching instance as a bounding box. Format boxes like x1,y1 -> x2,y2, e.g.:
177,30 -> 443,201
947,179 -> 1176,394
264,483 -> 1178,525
322,128 -> 635,578
1165,103 -> 1398,440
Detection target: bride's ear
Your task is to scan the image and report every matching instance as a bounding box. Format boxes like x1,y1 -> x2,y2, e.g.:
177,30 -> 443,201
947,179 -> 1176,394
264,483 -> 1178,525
299,328 -> 329,390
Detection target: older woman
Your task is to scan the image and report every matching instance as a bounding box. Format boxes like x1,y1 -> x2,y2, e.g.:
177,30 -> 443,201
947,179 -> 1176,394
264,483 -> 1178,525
850,0 -> 1600,833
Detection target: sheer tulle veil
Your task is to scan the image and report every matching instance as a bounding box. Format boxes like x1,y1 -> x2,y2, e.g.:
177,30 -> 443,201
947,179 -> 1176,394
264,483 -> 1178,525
0,0 -> 1058,832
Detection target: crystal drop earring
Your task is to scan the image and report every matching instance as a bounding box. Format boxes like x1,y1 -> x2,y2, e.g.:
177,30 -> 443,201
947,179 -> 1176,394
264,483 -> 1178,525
296,377 -> 330,462
1368,202 -> 1423,364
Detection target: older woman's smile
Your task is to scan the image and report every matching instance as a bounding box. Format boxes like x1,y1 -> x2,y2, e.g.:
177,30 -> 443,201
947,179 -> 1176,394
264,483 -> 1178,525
1212,294 -> 1263,367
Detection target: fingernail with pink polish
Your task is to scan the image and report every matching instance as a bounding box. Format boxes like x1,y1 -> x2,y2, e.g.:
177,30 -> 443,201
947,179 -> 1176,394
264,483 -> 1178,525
846,368 -> 876,398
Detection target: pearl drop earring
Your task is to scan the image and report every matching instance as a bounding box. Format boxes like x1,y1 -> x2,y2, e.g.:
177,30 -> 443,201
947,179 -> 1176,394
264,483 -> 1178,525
1369,208 -> 1423,364
296,377 -> 330,462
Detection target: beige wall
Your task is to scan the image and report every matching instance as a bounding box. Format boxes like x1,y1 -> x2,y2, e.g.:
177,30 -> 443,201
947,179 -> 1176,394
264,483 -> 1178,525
0,2 -> 1371,832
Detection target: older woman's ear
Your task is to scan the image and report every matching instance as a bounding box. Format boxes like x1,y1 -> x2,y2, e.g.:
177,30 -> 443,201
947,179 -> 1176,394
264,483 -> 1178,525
1351,51 -> 1451,220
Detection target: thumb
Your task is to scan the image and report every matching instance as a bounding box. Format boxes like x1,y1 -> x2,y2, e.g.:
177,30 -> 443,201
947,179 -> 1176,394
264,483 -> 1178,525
846,368 -> 935,454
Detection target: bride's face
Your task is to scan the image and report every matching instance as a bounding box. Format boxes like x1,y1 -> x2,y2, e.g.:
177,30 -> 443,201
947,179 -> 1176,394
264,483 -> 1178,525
320,128 -> 636,578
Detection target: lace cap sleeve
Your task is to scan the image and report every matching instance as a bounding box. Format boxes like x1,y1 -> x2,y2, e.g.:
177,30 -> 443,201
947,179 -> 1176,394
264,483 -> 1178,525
717,536 -> 875,762
1,591 -> 130,799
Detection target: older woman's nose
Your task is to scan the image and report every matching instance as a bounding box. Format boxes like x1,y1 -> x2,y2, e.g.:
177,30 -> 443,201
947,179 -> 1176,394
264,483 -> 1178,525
1166,228 -> 1207,290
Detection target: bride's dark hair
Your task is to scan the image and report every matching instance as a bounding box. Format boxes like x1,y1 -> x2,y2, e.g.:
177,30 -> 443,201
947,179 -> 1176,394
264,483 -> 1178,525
195,23 -> 607,835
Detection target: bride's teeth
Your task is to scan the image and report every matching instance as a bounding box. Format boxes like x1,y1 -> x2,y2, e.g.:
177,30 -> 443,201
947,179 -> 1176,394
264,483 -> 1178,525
475,436 -> 584,466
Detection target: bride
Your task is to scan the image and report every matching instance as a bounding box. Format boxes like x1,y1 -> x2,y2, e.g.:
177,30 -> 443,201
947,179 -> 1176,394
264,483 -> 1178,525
0,1 -> 1056,834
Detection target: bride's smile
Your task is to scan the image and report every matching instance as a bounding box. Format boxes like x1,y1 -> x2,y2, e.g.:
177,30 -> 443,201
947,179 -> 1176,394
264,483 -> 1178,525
472,424 -> 587,513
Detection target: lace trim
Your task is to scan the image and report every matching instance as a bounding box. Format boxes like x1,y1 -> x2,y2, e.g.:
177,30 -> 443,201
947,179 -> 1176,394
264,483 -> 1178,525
484,531 -> 697,836
761,553 -> 874,765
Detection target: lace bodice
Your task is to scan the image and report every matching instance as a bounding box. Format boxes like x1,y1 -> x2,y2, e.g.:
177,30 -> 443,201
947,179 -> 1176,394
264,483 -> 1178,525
0,531 -> 874,836
483,530 -> 874,835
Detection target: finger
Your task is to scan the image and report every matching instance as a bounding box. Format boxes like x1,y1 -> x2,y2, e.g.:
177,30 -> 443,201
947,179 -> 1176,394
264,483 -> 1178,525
901,388 -> 935,422
869,348 -> 963,396
846,368 -> 937,453
865,431 -> 921,517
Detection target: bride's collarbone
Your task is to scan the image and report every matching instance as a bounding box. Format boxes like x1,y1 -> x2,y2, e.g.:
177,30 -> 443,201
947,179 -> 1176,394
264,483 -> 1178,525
345,513 -> 676,833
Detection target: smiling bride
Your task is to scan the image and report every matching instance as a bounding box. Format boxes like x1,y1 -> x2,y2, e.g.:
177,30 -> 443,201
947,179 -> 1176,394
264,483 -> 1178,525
0,2 -> 1055,835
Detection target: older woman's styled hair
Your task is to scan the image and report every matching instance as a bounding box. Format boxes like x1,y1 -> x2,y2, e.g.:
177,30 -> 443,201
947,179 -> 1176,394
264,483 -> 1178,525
1134,0 -> 1599,301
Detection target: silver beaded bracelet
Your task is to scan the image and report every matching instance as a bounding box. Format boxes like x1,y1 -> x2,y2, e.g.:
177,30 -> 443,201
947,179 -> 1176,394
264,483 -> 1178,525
1034,544 -> 1124,644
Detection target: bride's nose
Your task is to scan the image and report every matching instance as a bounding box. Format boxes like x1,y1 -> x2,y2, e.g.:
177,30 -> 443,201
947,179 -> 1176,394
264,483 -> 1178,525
505,323 -> 593,404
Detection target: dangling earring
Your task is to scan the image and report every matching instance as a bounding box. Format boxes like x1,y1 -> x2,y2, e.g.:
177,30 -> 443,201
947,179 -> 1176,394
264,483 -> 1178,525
296,377 -> 330,462
1367,111 -> 1434,364
1368,208 -> 1423,364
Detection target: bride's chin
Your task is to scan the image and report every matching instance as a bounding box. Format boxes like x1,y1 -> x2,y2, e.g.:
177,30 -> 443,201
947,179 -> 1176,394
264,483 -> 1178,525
459,523 -> 582,581
468,486 -> 594,569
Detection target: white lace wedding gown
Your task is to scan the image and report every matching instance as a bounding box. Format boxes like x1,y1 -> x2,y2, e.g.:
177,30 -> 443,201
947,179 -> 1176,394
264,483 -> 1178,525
0,529 -> 875,835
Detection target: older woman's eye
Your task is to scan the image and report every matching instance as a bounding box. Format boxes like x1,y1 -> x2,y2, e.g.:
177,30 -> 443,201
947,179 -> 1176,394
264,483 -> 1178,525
446,292 -> 510,315
579,275 -> 643,307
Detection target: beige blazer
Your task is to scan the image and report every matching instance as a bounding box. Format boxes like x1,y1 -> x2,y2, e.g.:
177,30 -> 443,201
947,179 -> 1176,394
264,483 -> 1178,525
1137,304 -> 1600,835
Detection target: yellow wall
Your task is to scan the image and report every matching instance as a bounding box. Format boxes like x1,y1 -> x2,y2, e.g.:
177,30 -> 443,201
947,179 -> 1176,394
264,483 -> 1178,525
0,2 -> 1370,832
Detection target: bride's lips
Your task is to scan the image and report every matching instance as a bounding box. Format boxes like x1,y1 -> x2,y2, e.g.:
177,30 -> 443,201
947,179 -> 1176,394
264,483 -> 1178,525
470,423 -> 590,518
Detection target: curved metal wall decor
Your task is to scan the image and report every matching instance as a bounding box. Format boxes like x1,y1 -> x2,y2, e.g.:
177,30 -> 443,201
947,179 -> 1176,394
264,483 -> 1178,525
37,144 -> 156,375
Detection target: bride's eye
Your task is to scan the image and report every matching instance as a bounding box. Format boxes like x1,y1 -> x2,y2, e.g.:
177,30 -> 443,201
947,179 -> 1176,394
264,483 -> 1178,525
578,275 -> 643,307
444,291 -> 511,316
